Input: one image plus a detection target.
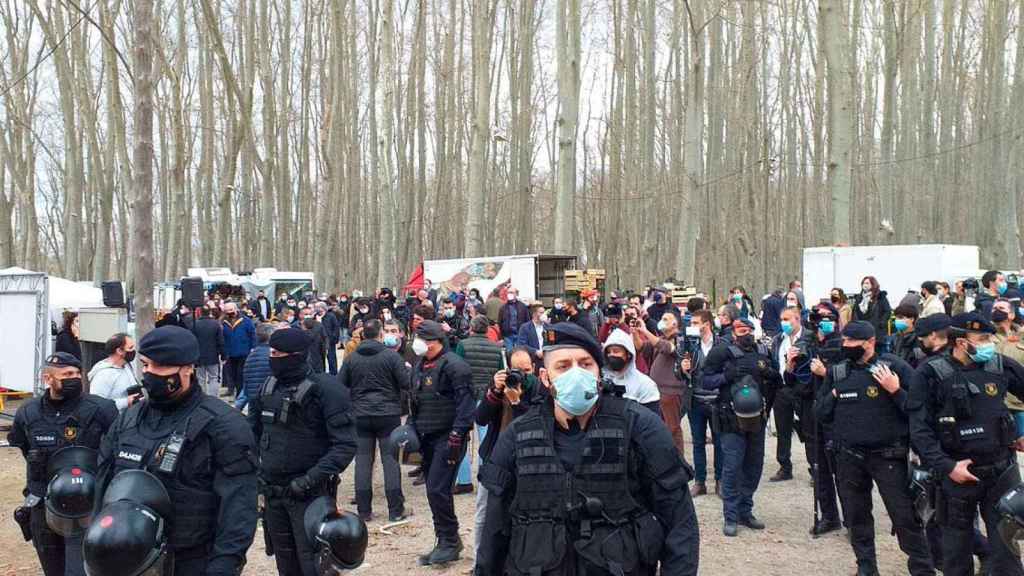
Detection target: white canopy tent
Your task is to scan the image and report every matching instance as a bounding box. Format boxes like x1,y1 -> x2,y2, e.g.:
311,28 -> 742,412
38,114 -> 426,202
0,268 -> 104,395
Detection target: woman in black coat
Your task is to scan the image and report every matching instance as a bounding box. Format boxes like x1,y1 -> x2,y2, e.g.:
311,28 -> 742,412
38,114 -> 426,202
54,311 -> 81,360
850,275 -> 893,348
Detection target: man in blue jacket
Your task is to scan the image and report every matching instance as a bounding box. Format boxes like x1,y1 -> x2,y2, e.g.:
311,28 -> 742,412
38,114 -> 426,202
235,322 -> 274,411
514,301 -> 546,360
222,301 -> 255,398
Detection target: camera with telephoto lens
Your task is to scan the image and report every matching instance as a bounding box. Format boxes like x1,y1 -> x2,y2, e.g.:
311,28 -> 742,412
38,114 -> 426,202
506,369 -> 526,390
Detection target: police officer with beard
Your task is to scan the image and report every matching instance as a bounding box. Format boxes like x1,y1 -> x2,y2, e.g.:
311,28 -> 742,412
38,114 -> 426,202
814,321 -> 934,576
910,312 -> 1024,576
248,327 -> 357,576
8,353 -> 117,576
475,323 -> 699,576
96,326 -> 258,575
702,317 -> 780,537
409,320 -> 476,566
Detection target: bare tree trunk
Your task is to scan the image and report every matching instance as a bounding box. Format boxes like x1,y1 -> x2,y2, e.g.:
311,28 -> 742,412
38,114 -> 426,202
465,0 -> 497,256
821,0 -> 854,244
133,0 -> 156,337
553,0 -> 580,254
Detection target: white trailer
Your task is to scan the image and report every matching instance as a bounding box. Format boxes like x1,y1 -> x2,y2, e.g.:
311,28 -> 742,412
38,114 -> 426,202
421,254 -> 577,304
802,245 -> 980,308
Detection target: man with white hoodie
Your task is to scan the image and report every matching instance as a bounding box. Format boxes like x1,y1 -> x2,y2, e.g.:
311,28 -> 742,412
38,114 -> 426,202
602,328 -> 661,414
87,332 -> 141,411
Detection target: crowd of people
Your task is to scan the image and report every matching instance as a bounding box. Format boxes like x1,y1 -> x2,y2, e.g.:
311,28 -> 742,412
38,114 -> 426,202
10,268 -> 1024,576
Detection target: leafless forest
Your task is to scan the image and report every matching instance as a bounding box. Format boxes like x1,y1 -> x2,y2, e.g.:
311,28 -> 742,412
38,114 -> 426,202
1,0 -> 1023,302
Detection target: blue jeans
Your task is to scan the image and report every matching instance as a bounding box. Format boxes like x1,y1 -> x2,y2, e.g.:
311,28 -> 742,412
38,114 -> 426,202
457,418 -> 488,485
503,337 -> 516,352
720,425 -> 766,523
688,401 -> 722,483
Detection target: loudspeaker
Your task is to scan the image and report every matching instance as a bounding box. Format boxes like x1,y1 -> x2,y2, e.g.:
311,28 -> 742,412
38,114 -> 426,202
101,281 -> 126,308
181,277 -> 205,309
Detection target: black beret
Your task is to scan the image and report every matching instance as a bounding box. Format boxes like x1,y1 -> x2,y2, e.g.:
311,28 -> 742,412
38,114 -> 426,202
915,313 -> 952,337
138,326 -> 200,366
842,321 -> 876,340
46,352 -> 81,370
416,320 -> 447,341
269,327 -> 313,353
950,312 -> 996,335
542,323 -> 604,368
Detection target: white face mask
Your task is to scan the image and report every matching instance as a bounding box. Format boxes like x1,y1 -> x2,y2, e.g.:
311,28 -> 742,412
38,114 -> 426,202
412,338 -> 429,356
507,294 -> 517,302
714,318 -> 723,329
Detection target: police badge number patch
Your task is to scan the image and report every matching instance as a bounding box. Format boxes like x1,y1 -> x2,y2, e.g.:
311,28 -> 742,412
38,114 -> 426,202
985,383 -> 999,397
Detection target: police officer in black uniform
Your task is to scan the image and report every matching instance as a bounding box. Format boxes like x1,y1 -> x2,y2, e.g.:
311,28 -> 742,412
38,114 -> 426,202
96,325 -> 258,575
910,312 -> 1024,576
702,317 -> 780,537
409,320 -> 476,565
247,327 -> 357,576
8,352 -> 117,576
814,321 -> 934,576
805,302 -> 844,536
475,322 -> 699,576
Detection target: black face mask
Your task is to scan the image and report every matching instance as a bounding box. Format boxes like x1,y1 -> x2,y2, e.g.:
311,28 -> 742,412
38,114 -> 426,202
841,345 -> 864,363
736,334 -> 755,350
57,377 -> 83,400
270,354 -> 308,381
992,309 -> 1010,323
605,355 -> 628,372
142,371 -> 182,402
124,350 -> 136,363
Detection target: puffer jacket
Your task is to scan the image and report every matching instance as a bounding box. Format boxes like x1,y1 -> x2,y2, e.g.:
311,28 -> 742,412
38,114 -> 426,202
235,344 -> 271,411
457,335 -> 505,399
338,339 -> 410,417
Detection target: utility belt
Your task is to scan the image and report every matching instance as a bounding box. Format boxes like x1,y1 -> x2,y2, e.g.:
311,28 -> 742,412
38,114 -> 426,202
259,476 -> 337,501
838,443 -> 909,462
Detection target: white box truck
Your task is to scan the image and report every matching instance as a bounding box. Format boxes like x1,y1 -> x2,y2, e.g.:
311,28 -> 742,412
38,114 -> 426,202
420,254 -> 577,304
802,245 -> 980,308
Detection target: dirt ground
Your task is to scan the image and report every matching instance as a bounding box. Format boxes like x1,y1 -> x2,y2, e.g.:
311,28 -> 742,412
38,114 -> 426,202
0,397 -> 972,576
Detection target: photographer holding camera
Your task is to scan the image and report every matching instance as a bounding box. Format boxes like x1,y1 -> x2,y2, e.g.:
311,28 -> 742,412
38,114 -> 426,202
473,347 -> 539,556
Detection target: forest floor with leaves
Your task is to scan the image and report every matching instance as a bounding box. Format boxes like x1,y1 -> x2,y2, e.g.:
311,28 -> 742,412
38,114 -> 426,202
0,397 -> 966,576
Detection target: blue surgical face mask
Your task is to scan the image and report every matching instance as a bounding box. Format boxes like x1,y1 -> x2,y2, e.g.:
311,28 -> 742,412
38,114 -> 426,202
781,321 -> 794,335
657,320 -> 668,333
894,319 -> 909,333
551,366 -> 600,416
1019,306 -> 1024,318
818,320 -> 835,335
383,334 -> 400,348
998,282 -> 1009,295
968,342 -> 997,364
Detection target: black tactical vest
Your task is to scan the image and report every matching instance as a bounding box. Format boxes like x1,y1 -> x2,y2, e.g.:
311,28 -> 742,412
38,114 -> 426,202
829,358 -> 907,449
413,356 -> 457,435
22,396 -> 105,496
504,398 -> 662,576
928,355 -> 1015,463
258,377 -> 328,482
110,396 -> 224,551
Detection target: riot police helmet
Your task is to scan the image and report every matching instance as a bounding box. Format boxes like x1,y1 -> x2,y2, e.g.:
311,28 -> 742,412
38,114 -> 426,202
388,423 -> 420,458
731,375 -> 764,432
997,483 -> 1024,554
304,496 -> 369,573
84,470 -> 172,576
45,446 -> 98,536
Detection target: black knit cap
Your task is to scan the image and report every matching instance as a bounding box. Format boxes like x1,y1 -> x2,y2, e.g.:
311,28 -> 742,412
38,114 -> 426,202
950,312 -> 996,335
842,321 -> 876,341
542,323 -> 604,368
416,320 -> 447,342
269,327 -> 313,353
138,326 -> 200,366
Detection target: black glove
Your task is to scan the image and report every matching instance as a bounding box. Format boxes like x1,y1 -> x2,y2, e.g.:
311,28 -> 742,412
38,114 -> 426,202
288,475 -> 313,500
446,432 -> 464,465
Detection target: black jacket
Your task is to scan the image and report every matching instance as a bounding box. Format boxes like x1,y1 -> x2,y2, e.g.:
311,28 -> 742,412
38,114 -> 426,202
321,311 -> 341,343
474,379 -> 538,462
851,291 -> 892,337
54,330 -> 82,360
338,340 -> 410,417
194,317 -> 225,366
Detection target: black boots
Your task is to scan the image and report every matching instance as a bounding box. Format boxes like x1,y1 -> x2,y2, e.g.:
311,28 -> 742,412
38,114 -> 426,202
418,536 -> 463,566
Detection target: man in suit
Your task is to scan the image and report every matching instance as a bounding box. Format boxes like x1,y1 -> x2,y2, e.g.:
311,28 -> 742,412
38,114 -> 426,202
515,301 -> 546,361
767,306 -> 815,482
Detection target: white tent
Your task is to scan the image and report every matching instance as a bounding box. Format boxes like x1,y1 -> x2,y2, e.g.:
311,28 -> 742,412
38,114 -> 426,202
46,275 -> 104,320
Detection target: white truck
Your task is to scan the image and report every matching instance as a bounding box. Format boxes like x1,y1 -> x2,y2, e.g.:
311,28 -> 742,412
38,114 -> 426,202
420,254 -> 577,304
802,244 -> 981,308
